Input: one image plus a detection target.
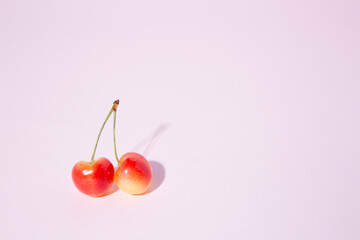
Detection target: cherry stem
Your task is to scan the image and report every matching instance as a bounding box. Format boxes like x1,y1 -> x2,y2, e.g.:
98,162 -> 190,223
113,109 -> 120,165
90,100 -> 119,164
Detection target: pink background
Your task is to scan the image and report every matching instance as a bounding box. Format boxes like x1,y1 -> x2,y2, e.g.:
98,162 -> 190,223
0,0 -> 359,239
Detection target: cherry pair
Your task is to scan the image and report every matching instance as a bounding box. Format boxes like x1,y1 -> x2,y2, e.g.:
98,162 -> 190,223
72,100 -> 152,197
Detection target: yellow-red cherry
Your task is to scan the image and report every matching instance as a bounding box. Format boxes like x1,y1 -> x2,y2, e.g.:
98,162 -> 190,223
114,152 -> 153,195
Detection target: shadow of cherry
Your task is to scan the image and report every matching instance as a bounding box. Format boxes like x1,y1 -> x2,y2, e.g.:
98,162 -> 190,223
143,161 -> 165,194
132,124 -> 169,158
101,181 -> 119,197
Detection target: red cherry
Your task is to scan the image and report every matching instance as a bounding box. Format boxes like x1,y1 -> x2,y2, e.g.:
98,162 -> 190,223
114,152 -> 153,195
72,157 -> 114,197
72,100 -> 119,197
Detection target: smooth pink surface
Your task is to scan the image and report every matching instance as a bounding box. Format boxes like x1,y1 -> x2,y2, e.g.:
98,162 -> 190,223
0,0 -> 360,239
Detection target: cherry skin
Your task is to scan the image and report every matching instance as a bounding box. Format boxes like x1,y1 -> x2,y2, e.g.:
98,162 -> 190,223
114,152 -> 152,195
72,157 -> 114,197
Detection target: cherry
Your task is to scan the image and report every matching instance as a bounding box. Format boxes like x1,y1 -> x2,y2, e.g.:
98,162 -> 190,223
114,152 -> 153,195
111,106 -> 153,195
72,157 -> 114,197
71,100 -> 119,197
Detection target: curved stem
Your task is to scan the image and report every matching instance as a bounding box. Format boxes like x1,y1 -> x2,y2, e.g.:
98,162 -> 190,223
90,100 -> 119,164
113,110 -> 120,165
90,108 -> 113,163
